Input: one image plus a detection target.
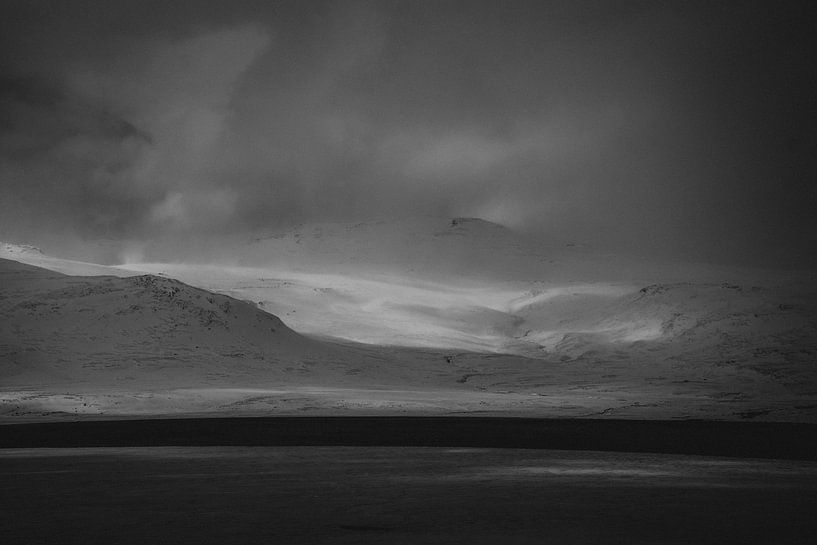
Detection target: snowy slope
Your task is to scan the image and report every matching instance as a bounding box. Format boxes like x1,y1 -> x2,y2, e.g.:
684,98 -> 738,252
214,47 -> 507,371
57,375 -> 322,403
2,216 -> 816,421
1,242 -> 141,277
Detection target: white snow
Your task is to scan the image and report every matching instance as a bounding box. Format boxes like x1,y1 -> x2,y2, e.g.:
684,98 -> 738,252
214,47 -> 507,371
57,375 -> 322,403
2,217 -> 816,421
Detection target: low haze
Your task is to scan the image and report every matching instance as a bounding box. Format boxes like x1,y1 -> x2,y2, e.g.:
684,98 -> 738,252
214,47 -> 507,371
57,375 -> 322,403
1,0 -> 814,267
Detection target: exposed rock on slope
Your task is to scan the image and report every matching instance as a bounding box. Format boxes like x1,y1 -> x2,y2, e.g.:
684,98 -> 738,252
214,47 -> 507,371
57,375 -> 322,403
0,242 -> 43,257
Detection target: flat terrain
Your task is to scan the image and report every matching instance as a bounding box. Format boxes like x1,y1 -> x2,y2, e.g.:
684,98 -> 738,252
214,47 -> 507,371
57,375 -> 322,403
3,445 -> 817,544
3,416 -> 817,460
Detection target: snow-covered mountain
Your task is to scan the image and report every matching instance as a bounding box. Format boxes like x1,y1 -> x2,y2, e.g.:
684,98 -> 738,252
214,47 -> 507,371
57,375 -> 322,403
2,216 -> 816,421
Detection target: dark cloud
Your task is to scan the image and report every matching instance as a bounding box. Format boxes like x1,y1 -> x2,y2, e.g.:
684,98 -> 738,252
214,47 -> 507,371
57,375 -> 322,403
0,0 -> 815,267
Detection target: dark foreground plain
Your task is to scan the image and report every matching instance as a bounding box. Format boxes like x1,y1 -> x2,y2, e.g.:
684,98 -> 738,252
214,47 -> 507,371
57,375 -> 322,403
3,417 -> 817,460
2,445 -> 817,545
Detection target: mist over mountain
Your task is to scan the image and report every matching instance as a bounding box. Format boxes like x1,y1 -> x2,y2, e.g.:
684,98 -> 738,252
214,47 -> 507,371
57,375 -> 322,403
1,0 -> 815,268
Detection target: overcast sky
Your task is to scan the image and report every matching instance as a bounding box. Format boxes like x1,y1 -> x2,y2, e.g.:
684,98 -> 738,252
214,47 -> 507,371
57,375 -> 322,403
1,0 -> 815,267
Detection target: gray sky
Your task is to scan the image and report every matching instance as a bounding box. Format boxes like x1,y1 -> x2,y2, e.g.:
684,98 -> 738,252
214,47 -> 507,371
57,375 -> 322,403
1,0 -> 815,267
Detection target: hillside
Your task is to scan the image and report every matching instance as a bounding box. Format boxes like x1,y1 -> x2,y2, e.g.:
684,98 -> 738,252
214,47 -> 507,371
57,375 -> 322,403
0,258 -> 329,389
2,218 -> 817,422
0,258 -> 569,419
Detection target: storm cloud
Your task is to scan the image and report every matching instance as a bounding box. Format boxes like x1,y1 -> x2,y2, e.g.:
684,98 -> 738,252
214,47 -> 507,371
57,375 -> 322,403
1,0 -> 815,266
